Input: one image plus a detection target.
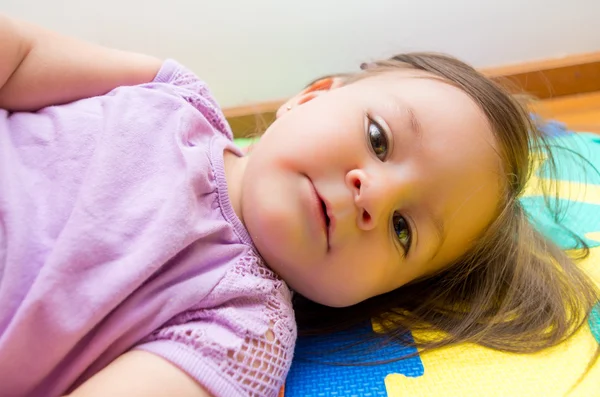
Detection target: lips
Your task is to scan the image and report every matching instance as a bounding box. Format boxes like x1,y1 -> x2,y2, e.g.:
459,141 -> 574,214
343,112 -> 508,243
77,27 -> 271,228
319,197 -> 331,229
320,192 -> 335,249
306,177 -> 332,249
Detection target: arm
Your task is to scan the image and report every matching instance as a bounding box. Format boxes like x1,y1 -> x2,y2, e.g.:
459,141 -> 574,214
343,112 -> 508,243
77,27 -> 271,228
0,14 -> 162,111
66,351 -> 213,397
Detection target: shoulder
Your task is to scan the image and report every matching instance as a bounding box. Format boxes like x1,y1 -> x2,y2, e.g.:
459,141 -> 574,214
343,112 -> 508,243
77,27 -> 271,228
142,59 -> 233,140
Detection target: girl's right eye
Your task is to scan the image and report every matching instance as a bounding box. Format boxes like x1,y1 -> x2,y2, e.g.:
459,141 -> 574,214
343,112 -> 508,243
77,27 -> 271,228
367,118 -> 389,161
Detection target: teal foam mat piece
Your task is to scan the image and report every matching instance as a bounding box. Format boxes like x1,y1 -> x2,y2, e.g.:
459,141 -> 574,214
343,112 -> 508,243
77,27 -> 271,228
591,304 -> 600,344
521,198 -> 600,249
535,133 -> 600,184
521,133 -> 600,249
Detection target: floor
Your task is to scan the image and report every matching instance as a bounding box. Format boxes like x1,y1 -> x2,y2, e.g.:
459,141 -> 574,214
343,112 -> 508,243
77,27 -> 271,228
536,92 -> 600,134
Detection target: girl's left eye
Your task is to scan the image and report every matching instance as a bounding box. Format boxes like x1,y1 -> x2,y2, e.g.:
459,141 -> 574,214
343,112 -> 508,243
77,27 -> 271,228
367,118 -> 388,161
392,212 -> 412,254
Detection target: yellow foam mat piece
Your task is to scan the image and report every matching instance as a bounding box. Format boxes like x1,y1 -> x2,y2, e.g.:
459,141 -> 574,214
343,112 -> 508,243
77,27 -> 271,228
385,245 -> 600,396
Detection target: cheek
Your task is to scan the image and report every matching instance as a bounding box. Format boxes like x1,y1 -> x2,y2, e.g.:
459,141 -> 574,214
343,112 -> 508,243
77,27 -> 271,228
264,109 -> 363,164
242,173 -> 306,259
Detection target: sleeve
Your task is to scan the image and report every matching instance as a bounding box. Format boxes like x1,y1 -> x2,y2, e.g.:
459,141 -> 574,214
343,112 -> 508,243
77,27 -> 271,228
151,59 -> 233,140
134,255 -> 297,397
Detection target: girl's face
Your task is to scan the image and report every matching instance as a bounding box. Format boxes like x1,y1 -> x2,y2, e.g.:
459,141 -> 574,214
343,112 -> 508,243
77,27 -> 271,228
240,71 -> 503,307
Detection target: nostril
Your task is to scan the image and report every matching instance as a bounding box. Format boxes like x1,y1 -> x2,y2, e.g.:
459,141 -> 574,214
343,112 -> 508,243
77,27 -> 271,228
362,210 -> 371,224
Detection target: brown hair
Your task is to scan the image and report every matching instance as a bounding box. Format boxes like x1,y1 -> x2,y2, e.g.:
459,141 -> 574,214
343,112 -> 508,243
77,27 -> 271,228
293,53 -> 599,357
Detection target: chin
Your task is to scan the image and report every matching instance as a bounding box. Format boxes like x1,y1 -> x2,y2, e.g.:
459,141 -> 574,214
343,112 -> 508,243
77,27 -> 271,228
306,293 -> 359,308
284,277 -> 362,308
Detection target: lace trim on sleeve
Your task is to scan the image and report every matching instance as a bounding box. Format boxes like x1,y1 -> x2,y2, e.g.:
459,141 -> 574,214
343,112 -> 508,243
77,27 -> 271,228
142,253 -> 296,397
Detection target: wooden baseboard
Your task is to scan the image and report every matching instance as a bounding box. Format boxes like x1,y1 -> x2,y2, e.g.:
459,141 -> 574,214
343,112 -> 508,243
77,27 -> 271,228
224,51 -> 600,138
224,100 -> 282,140
484,52 -> 600,99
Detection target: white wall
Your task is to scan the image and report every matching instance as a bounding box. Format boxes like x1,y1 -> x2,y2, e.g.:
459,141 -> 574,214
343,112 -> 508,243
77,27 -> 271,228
3,0 -> 600,108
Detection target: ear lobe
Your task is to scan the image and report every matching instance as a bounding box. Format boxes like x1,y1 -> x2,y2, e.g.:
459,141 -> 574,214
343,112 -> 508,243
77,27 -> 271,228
275,92 -> 319,119
297,92 -> 317,105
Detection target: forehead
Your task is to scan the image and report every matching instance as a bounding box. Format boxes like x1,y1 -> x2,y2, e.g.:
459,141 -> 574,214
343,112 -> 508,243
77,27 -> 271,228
349,70 -> 478,112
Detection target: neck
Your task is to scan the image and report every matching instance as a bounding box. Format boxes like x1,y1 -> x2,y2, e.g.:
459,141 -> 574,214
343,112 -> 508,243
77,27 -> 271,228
223,149 -> 249,226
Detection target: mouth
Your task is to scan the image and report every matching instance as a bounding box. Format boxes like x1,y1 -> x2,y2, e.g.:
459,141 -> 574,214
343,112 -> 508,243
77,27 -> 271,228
306,176 -> 332,250
319,196 -> 331,230
315,187 -> 335,252
317,193 -> 331,250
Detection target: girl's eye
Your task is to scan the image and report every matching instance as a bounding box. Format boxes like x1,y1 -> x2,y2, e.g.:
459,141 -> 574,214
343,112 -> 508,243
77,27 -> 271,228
392,212 -> 412,254
368,118 -> 388,161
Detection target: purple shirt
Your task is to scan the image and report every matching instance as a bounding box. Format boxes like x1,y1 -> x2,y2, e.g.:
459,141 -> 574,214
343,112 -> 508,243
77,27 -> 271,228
0,60 -> 296,397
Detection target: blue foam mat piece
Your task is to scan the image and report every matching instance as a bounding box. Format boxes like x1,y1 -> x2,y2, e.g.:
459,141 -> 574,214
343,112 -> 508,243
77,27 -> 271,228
285,324 -> 423,397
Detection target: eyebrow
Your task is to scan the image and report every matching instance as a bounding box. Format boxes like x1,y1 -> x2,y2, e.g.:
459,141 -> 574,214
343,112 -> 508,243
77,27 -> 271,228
402,106 -> 445,260
388,96 -> 423,141
406,106 -> 423,139
387,100 -> 438,259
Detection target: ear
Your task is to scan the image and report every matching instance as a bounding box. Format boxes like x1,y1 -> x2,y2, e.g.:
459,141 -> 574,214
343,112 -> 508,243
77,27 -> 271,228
276,76 -> 345,119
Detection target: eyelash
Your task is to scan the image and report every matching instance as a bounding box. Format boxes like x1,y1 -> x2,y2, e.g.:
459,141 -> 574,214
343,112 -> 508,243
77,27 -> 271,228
366,116 -> 412,255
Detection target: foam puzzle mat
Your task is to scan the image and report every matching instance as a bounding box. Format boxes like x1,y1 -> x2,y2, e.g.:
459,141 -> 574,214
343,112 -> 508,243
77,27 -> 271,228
236,131 -> 600,396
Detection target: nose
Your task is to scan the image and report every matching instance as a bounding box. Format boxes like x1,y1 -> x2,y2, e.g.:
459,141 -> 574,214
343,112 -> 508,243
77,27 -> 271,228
345,169 -> 393,231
